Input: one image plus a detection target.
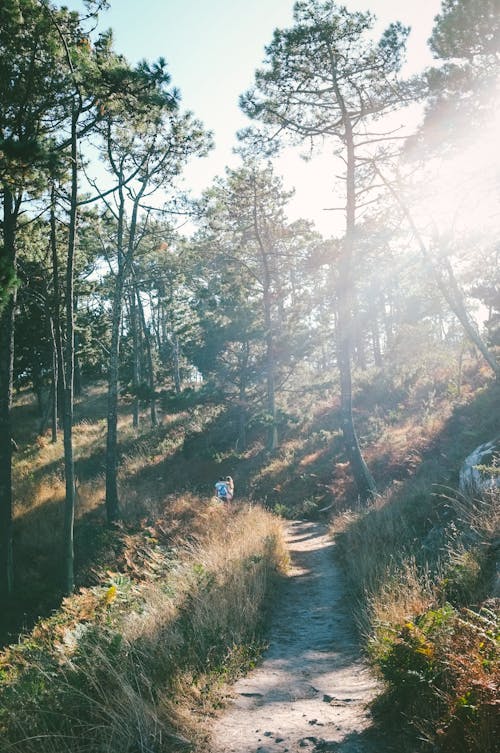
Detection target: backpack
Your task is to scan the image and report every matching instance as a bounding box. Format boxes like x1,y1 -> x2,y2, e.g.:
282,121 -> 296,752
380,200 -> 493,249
216,482 -> 228,498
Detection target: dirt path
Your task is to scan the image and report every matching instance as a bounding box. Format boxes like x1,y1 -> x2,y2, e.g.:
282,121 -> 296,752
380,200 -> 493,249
210,520 -> 387,753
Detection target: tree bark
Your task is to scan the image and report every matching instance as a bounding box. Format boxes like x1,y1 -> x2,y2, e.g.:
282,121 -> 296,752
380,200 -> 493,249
74,295 -> 82,397
238,341 -> 250,451
50,185 -> 65,443
263,279 -> 278,451
129,291 -> 140,429
135,285 -> 157,427
251,172 -> 278,451
172,335 -> 182,394
49,316 -> 58,443
105,181 -> 145,522
369,288 -> 383,368
105,187 -> 125,524
62,108 -> 78,595
332,72 -> 377,500
0,185 -> 17,599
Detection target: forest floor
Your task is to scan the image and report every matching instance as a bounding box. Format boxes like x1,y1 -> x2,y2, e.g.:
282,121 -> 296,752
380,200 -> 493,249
209,520 -> 393,753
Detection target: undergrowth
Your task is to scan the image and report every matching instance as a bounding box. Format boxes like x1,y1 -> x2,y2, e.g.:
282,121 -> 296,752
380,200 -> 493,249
335,478 -> 499,752
0,502 -> 287,753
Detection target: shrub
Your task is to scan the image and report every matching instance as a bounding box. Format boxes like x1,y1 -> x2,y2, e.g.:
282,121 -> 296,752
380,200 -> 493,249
375,604 -> 499,753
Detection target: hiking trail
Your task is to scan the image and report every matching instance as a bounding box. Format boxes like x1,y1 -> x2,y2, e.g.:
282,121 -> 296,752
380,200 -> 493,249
210,520 -> 389,753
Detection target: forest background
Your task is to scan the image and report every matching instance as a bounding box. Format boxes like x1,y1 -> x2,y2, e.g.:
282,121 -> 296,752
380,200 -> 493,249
0,1 -> 499,752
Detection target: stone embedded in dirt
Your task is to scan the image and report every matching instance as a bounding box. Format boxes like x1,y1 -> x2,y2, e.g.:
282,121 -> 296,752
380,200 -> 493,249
299,736 -> 319,747
323,694 -> 356,706
241,692 -> 264,698
263,731 -> 272,737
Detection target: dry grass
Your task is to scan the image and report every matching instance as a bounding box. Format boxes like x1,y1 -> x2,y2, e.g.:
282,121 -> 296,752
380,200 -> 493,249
366,559 -> 436,654
333,473 -> 499,751
0,501 -> 286,753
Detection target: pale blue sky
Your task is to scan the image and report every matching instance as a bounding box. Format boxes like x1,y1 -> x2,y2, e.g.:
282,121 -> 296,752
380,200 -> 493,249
66,0 -> 443,233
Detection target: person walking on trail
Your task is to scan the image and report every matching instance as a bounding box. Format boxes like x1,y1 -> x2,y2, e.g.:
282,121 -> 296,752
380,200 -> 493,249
215,477 -> 229,502
225,475 -> 234,501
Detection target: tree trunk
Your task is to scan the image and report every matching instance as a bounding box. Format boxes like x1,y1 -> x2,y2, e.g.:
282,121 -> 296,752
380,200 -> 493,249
335,93 -> 376,500
251,171 -> 278,451
238,341 -> 250,451
105,282 -> 122,522
74,296 -> 82,397
32,360 -> 45,424
441,257 -> 499,379
264,283 -> 278,451
129,292 -> 140,429
105,196 -> 125,524
62,109 -> 78,595
352,293 -> 367,370
135,285 -> 157,427
105,182 -> 144,522
379,169 -> 500,381
49,317 -> 58,443
50,185 -> 65,443
172,335 -> 182,394
0,185 -> 17,600
369,290 -> 383,368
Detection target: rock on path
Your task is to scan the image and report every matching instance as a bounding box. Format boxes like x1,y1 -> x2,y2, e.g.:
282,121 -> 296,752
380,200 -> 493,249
210,521 -> 386,753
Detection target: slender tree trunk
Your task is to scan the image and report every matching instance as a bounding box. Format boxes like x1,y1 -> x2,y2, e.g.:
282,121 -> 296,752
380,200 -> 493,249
238,341 -> 250,451
105,192 -> 125,524
441,257 -> 499,379
50,185 -> 65,443
33,361 -> 44,424
334,84 -> 376,500
0,185 -> 17,599
105,279 -> 123,522
49,317 -> 58,443
251,172 -> 278,451
148,290 -> 162,352
74,295 -> 82,397
158,292 -> 168,366
263,281 -> 278,451
62,109 -> 78,595
129,292 -> 140,429
383,292 -> 394,351
105,184 -> 144,522
135,285 -> 157,427
369,290 -> 383,367
379,169 -> 500,381
353,317 -> 367,370
172,335 -> 181,394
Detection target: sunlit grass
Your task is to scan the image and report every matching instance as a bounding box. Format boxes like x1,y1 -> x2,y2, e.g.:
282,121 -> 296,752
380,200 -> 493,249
0,500 -> 286,753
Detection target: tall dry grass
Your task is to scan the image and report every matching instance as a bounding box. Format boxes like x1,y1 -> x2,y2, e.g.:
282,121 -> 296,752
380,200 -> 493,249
0,502 -> 286,753
334,479 -> 499,752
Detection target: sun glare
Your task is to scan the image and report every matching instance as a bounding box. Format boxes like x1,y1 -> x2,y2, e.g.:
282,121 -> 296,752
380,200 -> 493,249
414,102 -> 500,238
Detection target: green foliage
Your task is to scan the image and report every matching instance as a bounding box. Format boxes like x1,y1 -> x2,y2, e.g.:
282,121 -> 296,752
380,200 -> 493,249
376,605 -> 500,752
242,0 -> 410,141
0,255 -> 19,314
422,0 -> 500,150
440,549 -> 484,604
429,0 -> 500,60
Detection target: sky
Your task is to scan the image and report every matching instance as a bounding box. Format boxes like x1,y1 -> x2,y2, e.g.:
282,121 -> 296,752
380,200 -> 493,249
66,0 -> 444,234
